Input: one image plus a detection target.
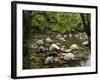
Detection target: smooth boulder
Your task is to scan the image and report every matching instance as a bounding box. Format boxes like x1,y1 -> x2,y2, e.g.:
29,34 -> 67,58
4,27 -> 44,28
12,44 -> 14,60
65,49 -> 72,53
58,37 -> 65,42
61,53 -> 75,61
82,41 -> 88,46
49,44 -> 60,52
70,44 -> 79,50
38,46 -> 45,53
56,34 -> 62,39
45,56 -> 54,64
45,37 -> 53,43
69,33 -> 72,38
36,40 -> 44,45
31,43 -> 38,49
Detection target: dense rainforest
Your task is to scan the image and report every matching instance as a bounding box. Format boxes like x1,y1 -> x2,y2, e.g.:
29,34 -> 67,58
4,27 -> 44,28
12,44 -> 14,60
23,10 -> 91,69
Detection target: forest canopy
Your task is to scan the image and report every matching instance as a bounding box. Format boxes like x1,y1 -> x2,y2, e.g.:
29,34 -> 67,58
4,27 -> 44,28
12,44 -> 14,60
30,11 -> 85,34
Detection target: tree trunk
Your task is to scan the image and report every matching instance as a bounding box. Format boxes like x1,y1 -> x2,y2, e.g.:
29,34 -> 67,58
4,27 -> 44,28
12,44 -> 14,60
23,11 -> 32,69
80,13 -> 91,48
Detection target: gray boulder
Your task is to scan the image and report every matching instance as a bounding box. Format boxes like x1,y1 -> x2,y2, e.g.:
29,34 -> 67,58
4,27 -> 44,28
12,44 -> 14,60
70,44 -> 79,50
82,41 -> 88,46
69,33 -> 72,38
56,34 -> 62,39
63,35 -> 68,38
61,53 -> 75,61
38,46 -> 45,53
45,56 -> 54,64
74,34 -> 79,39
79,32 -> 88,40
64,49 -> 72,53
58,37 -> 65,42
60,45 -> 66,51
45,37 -> 53,43
56,42 -> 61,46
36,40 -> 44,45
31,43 -> 38,49
49,44 -> 60,52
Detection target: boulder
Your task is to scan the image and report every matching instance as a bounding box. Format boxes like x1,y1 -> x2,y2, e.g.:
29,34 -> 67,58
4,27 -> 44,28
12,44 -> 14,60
79,36 -> 83,40
49,44 -> 60,52
36,40 -> 44,45
45,56 -> 54,64
58,37 -> 65,42
63,35 -> 68,38
56,34 -> 62,39
70,44 -> 79,50
65,49 -> 72,53
60,45 -> 66,51
82,41 -> 88,46
44,48 -> 48,52
56,42 -> 61,46
61,53 -> 75,61
74,34 -> 79,39
79,32 -> 88,40
31,43 -> 38,49
45,37 -> 53,43
38,46 -> 45,53
69,33 -> 72,38
82,33 -> 88,40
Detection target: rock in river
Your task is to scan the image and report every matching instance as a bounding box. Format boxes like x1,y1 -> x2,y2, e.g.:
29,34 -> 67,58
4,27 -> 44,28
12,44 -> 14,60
31,43 -> 38,49
36,40 -> 44,45
63,35 -> 68,38
70,44 -> 79,50
45,56 -> 54,65
69,33 -> 73,38
64,49 -> 72,53
56,34 -> 62,39
58,37 -> 65,42
49,43 -> 60,52
82,41 -> 88,46
38,46 -> 45,53
45,37 -> 53,43
61,53 -> 75,61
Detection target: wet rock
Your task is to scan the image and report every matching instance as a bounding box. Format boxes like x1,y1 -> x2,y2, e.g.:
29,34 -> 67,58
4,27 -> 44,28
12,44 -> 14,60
79,36 -> 83,40
31,43 -> 38,49
74,34 -> 79,39
61,53 -> 75,61
56,43 -> 61,46
58,37 -> 65,42
49,44 -> 60,52
45,37 -> 53,43
82,41 -> 88,46
45,56 -> 54,65
36,40 -> 44,45
70,44 -> 79,50
44,48 -> 49,52
82,32 -> 88,40
63,35 -> 68,38
64,49 -> 72,53
38,46 -> 45,53
69,33 -> 72,38
56,34 -> 62,39
79,32 -> 88,40
60,45 -> 66,51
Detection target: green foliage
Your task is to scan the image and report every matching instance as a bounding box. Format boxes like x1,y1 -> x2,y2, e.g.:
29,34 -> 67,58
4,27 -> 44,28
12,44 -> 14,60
31,11 -> 86,34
